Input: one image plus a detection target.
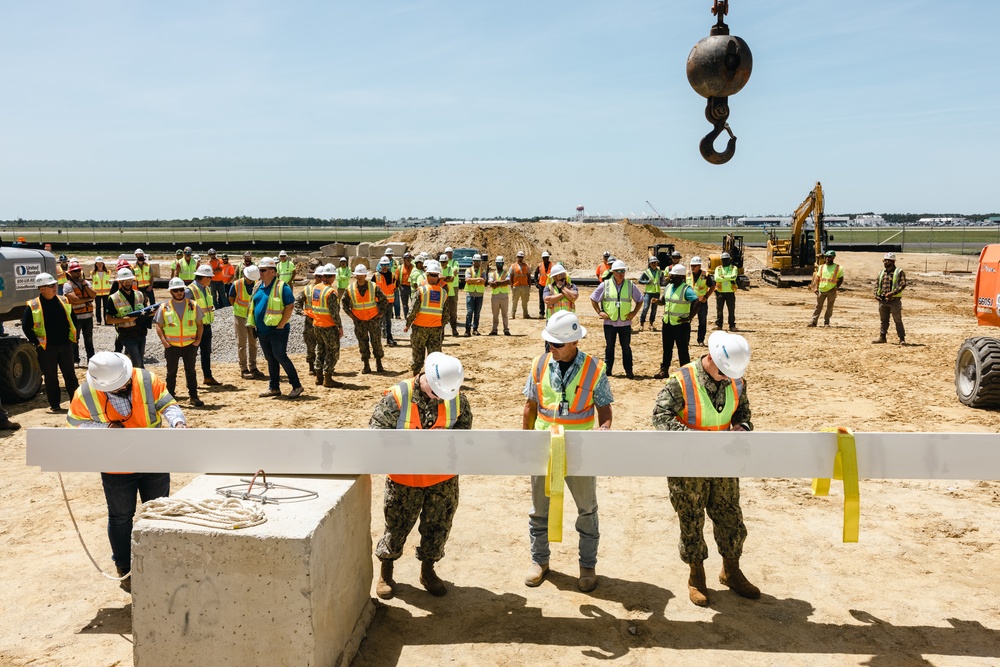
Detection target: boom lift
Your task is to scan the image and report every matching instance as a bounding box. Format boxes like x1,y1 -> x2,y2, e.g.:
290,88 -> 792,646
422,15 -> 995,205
761,182 -> 828,287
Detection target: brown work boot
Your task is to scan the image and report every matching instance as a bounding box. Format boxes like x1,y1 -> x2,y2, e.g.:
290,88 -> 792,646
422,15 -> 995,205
362,360 -> 372,374
688,561 -> 709,606
524,562 -> 549,587
720,557 -> 760,599
419,561 -> 447,596
0,417 -> 21,431
578,566 -> 598,593
653,368 -> 669,379
117,566 -> 132,594
376,358 -> 385,373
323,374 -> 341,388
872,336 -> 887,344
376,561 -> 396,600
314,370 -> 324,385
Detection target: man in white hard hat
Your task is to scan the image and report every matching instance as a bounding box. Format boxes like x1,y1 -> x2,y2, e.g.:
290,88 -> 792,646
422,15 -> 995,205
229,264 -> 265,380
487,255 -> 511,336
590,259 -> 643,378
247,257 -> 304,398
187,264 -> 220,386
542,263 -> 578,326
652,330 -> 760,607
308,264 -> 344,387
637,256 -> 664,332
714,252 -> 739,331
809,250 -> 844,328
396,252 -> 415,319
686,257 -> 716,346
370,351 -> 472,599
68,351 -> 187,592
595,251 -> 612,281
655,264 -> 701,379
277,250 -> 296,284
154,277 -> 205,407
440,249 -> 460,336
62,259 -> 97,367
335,257 -> 352,296
22,272 -> 79,413
132,248 -> 154,305
408,254 -> 427,291
106,267 -> 152,369
873,252 -> 906,344
374,257 -> 399,346
463,253 -> 487,336
404,259 -> 448,375
533,251 -> 554,318
509,250 -> 532,319
343,264 -> 389,374
295,264 -> 323,375
523,311 -> 613,592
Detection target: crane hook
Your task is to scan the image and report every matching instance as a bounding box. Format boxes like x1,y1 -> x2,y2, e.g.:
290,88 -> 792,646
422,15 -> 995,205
699,97 -> 737,165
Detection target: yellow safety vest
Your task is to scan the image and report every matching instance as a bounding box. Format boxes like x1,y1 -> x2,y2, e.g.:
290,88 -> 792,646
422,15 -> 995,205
336,266 -> 352,290
545,281 -> 576,319
110,290 -> 146,329
877,267 -> 903,299
28,296 -> 77,349
670,361 -> 743,431
642,268 -> 662,294
133,264 -> 152,288
187,281 -> 215,325
177,258 -> 197,281
662,282 -> 693,325
531,353 -> 603,430
409,268 -> 426,289
490,269 -> 510,294
232,279 -> 254,319
247,280 -> 288,328
816,263 -> 843,292
686,272 -> 710,298
714,265 -> 739,293
278,260 -> 296,284
600,278 -> 633,321
160,299 -> 199,347
92,271 -> 112,296
465,267 -> 485,294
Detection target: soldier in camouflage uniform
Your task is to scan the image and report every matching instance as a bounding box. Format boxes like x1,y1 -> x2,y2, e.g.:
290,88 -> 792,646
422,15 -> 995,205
370,352 -> 472,599
294,268 -> 321,373
342,264 -> 388,374
651,330 -> 761,606
403,259 -> 447,375
313,264 -> 343,387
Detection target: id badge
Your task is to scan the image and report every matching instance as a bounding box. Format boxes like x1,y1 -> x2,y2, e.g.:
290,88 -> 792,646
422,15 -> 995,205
559,401 -> 570,417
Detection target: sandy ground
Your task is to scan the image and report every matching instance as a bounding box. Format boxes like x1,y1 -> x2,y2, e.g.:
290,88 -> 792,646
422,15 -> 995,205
3,250 -> 1000,667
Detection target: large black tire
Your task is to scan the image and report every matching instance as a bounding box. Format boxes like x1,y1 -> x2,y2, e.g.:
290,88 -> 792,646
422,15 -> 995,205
0,337 -> 42,403
955,337 -> 1000,408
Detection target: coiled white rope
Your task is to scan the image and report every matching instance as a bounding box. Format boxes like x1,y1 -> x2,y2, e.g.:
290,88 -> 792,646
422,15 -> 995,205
136,497 -> 267,530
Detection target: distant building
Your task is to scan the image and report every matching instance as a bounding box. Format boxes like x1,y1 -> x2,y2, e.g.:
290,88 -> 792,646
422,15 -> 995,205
916,217 -> 969,226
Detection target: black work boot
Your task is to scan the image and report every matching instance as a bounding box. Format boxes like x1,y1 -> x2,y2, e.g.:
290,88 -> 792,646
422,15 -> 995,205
376,560 -> 395,600
376,358 -> 385,373
117,566 -> 132,594
420,561 -> 447,596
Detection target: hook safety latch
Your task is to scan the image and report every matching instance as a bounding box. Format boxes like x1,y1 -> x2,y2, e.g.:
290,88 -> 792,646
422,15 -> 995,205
699,97 -> 737,165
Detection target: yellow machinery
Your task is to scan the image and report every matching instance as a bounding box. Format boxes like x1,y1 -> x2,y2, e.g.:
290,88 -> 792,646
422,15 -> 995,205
761,181 -> 827,287
708,233 -> 750,289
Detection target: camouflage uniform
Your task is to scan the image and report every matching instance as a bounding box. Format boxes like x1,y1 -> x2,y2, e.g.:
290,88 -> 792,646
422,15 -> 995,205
405,288 -> 446,375
652,356 -> 753,564
442,260 -> 461,336
314,288 -> 343,375
342,282 -> 388,363
370,379 -> 473,562
294,287 -> 317,372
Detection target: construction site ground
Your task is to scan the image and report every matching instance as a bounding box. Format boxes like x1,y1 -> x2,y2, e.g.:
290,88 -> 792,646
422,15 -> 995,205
2,245 -> 999,666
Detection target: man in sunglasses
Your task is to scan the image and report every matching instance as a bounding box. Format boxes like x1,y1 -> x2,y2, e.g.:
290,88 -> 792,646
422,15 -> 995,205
652,331 -> 760,607
154,277 -> 205,407
522,311 -> 613,593
590,259 -> 642,379
67,351 -> 188,593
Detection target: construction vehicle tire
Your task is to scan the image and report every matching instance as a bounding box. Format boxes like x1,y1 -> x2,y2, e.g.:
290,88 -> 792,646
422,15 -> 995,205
955,337 -> 1000,408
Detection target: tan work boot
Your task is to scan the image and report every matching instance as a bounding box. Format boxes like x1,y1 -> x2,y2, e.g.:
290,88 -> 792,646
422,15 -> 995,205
578,566 -> 598,593
116,566 -> 132,594
688,561 -> 709,606
314,370 -> 324,386
362,360 -> 372,374
420,561 -> 447,596
720,557 -> 760,599
323,374 -> 341,388
524,562 -> 549,587
376,560 -> 395,600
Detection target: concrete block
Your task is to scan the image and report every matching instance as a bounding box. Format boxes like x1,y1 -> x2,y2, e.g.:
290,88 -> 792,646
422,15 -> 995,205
319,242 -> 345,256
384,242 -> 407,257
355,242 -> 370,257
132,474 -> 374,667
368,245 -> 387,259
350,257 -> 372,272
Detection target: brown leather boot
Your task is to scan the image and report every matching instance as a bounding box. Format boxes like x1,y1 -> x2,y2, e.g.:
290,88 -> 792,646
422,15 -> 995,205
117,566 -> 132,594
720,557 -> 760,599
314,370 -> 324,385
376,358 -> 385,373
362,360 -> 372,374
376,560 -> 395,600
323,374 -> 340,388
688,561 -> 709,606
419,561 -> 447,596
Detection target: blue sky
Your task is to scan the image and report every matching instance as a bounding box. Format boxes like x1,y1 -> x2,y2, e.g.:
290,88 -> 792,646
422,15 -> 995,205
1,1 -> 994,220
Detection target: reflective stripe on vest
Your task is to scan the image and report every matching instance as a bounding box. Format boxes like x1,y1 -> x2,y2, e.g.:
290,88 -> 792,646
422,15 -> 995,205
545,280 -> 575,319
397,264 -> 413,285
601,278 -> 632,321
68,369 -> 163,429
714,265 -> 739,293
232,279 -> 254,319
110,290 -> 145,329
511,262 -> 530,287
28,297 -> 77,350
642,268 -> 662,294
67,281 -> 94,315
57,266 -> 67,285
412,284 -> 445,327
672,361 -> 743,431
92,271 -> 112,296
278,260 -> 296,284
348,282 -> 379,320
490,269 -> 510,294
303,282 -> 317,319
310,284 -> 337,328
386,378 -> 459,487
160,299 -> 199,346
817,263 -> 842,292
878,267 -> 902,298
465,267 -> 485,294
177,258 -> 197,281
247,280 -> 287,327
687,272 -> 709,298
662,283 -> 693,325
133,264 -> 152,288
187,281 -> 215,325
537,263 -> 550,286
375,273 -> 397,304
531,353 -> 602,430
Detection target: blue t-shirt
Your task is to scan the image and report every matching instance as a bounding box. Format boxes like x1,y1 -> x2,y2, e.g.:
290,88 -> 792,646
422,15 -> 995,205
252,280 -> 294,335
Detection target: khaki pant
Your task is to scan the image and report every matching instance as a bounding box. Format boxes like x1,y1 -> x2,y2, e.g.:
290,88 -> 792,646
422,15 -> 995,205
490,293 -> 509,334
811,289 -> 838,325
878,299 -> 905,341
511,286 -> 531,318
234,314 -> 259,371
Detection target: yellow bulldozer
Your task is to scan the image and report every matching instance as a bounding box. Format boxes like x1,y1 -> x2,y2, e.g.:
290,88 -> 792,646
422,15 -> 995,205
761,181 -> 829,287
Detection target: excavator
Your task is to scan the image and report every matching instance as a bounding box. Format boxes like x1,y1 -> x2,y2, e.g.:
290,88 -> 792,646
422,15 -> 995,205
761,182 -> 828,287
708,233 -> 750,290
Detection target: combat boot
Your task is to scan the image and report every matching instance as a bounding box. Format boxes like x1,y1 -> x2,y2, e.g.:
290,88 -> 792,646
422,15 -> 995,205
324,374 -> 341,388
376,358 -> 385,373
315,370 -> 324,385
688,561 -> 709,606
117,566 -> 132,594
362,360 -> 372,374
420,561 -> 447,596
872,336 -> 886,344
376,560 -> 395,600
720,557 -> 760,599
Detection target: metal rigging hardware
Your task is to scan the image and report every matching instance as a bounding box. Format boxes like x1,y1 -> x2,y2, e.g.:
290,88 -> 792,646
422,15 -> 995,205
215,469 -> 320,505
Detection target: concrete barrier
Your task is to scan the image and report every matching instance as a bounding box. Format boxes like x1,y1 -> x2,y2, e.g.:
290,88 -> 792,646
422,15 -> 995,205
132,474 -> 374,667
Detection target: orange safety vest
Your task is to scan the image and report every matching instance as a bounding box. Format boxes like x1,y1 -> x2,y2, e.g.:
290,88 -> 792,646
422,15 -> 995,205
66,280 -> 95,315
375,272 -> 397,304
595,262 -> 611,279
396,263 -> 413,286
386,377 -> 460,487
511,262 -> 530,287
537,262 -> 551,287
309,284 -> 337,328
672,361 -> 743,431
221,262 -> 236,283
412,284 -> 446,327
347,282 -> 379,321
531,352 -> 602,429
302,282 -> 319,319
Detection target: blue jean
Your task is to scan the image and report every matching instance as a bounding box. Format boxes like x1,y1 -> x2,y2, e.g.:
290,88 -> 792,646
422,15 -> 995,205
465,294 -> 484,332
120,335 -> 147,369
392,291 -> 401,318
383,311 -> 395,343
258,325 -> 301,391
529,475 -> 599,568
603,324 -> 633,375
639,293 -> 659,325
101,472 -> 170,572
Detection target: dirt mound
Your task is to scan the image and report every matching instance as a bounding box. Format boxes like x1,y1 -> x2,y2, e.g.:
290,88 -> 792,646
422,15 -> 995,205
378,221 -> 718,277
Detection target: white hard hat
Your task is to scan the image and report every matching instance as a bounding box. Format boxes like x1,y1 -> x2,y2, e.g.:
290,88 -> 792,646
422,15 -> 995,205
86,352 -> 133,392
541,251 -> 551,258
445,247 -> 454,253
884,252 -> 896,261
134,248 -> 144,255
611,260 -> 627,271
193,254 -> 201,261
424,260 -> 442,274
313,264 -> 327,276
340,257 -> 348,263
495,255 -> 504,263
720,252 -> 731,260
279,250 -> 288,256
258,257 -> 277,268
669,264 -> 687,276
323,263 -> 336,275
549,263 -> 567,279
603,251 -> 611,257
542,310 -> 586,344
378,256 -> 390,266
194,265 -> 214,278
95,256 -> 105,263
472,254 -> 482,261
34,272 -> 58,287
353,264 -> 368,276
671,250 -> 682,258
708,331 -> 751,379
116,268 -> 136,282
207,248 -> 216,254
424,352 -> 464,401
168,277 -> 186,290
516,250 -> 525,257
439,254 -> 448,261
690,256 -> 702,265
648,256 -> 659,264
415,255 -> 426,264
243,265 -> 261,281
385,248 -> 394,255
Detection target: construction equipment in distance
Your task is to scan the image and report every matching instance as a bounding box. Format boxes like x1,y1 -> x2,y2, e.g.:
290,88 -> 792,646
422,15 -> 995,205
647,243 -> 677,268
708,233 -> 751,290
955,243 -> 1000,408
761,181 -> 828,287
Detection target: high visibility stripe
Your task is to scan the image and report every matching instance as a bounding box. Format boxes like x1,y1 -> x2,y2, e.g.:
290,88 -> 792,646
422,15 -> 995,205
375,273 -> 397,304
600,278 -> 632,321
674,362 -> 741,431
662,283 -> 693,325
412,285 -> 445,327
188,281 -> 215,325
134,264 -> 152,288
533,353 -> 601,430
92,272 -> 112,296
386,378 -> 460,487
310,284 -> 337,328
28,297 -> 76,350
161,300 -> 199,346
348,283 -> 379,320
686,273 -> 709,297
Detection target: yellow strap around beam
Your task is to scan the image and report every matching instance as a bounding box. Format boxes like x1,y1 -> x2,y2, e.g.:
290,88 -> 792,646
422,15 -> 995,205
811,427 -> 860,543
545,425 -> 566,543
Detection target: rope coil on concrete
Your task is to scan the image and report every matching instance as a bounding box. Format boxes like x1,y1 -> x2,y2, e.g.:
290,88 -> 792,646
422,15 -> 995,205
136,497 -> 267,530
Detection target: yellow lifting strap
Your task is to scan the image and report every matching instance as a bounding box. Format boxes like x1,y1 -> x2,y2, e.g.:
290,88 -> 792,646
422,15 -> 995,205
544,424 -> 566,543
811,427 -> 860,543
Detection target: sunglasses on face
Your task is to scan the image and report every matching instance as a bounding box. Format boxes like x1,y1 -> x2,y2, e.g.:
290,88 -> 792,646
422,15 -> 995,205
549,342 -> 566,349
170,288 -> 185,294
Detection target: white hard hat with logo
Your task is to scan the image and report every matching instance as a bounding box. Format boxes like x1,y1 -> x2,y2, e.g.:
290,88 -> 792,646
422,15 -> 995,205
279,250 -> 288,257
516,250 -> 525,257
168,277 -> 186,290
323,263 -> 336,275
378,256 -> 390,266
541,251 -> 551,258
884,252 -> 896,261
87,352 -> 133,392
439,254 -> 448,262
313,264 -> 327,277
548,263 -> 567,279
116,268 -> 136,282
195,265 -> 214,278
424,260 -> 442,274
495,255 -> 504,263
353,264 -> 369,276
611,260 -> 627,271
670,264 -> 687,276
34,272 -> 58,287
243,265 -> 261,281
690,256 -> 702,265
258,257 -> 277,268
424,352 -> 464,401
708,331 -> 751,379
542,310 -> 586,344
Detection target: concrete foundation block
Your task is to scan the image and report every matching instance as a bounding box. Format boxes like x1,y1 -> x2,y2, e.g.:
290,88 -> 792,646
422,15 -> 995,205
132,474 -> 374,667
319,242 -> 345,256
355,242 -> 370,257
384,242 -> 407,257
